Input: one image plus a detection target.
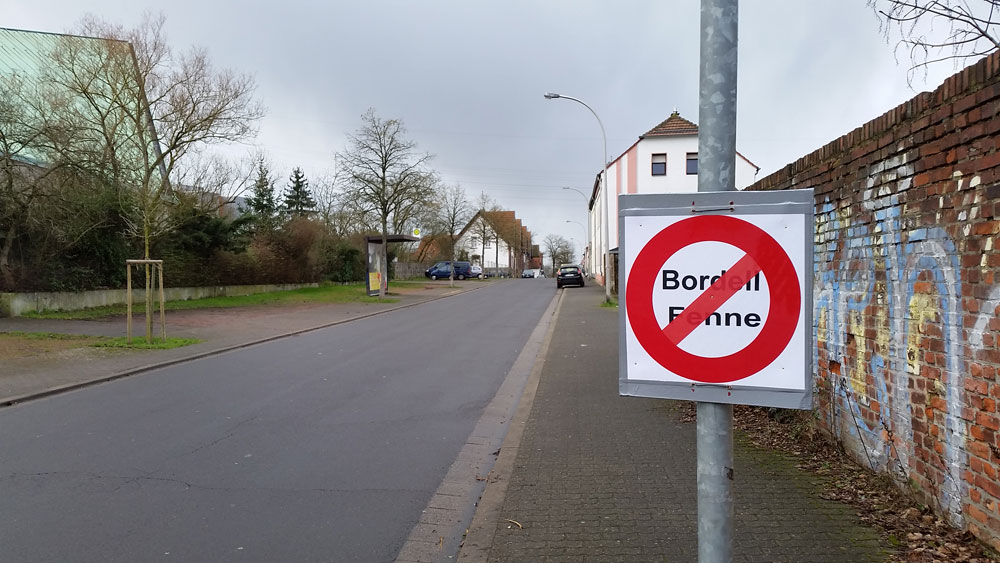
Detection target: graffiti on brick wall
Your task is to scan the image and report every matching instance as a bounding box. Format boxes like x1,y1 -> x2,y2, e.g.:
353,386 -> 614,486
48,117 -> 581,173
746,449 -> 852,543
814,153 -> 973,526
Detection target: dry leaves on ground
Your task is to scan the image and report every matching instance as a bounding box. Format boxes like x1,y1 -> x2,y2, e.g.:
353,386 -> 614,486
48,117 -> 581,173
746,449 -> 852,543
723,404 -> 998,563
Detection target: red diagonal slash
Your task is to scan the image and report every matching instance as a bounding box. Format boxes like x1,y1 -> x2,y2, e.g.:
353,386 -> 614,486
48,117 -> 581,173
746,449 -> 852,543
661,253 -> 762,345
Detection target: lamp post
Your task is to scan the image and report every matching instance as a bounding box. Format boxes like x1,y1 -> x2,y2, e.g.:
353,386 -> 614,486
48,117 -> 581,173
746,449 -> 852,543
545,92 -> 611,301
562,187 -> 592,275
565,220 -> 587,271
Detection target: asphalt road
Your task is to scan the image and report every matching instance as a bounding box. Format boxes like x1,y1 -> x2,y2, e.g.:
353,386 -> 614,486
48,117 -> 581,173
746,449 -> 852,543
0,279 -> 557,562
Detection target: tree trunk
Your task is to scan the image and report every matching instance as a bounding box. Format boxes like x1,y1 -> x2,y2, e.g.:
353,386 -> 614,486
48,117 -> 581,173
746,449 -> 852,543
449,235 -> 456,287
379,221 -> 388,299
144,223 -> 152,343
0,223 -> 16,291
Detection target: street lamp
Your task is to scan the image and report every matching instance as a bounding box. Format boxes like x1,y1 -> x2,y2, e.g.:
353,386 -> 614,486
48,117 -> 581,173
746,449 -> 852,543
561,186 -> 587,201
565,220 -> 587,272
545,93 -> 611,301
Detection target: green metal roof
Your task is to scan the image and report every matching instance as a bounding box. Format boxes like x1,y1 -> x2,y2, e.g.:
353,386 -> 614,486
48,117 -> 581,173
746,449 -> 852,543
1,28 -> 64,164
0,28 -> 54,76
0,27 -> 151,171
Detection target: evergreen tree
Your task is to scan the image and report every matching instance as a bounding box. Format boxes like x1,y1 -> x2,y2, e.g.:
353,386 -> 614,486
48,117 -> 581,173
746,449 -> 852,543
241,157 -> 279,231
283,167 -> 317,216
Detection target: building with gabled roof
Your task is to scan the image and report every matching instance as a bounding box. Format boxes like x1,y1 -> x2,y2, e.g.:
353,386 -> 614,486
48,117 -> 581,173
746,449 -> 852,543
586,110 -> 759,291
454,209 -> 533,277
413,233 -> 451,263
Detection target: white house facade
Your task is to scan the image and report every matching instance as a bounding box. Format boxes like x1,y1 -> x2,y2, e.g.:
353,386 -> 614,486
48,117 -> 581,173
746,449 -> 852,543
588,111 -> 759,290
454,210 -> 530,277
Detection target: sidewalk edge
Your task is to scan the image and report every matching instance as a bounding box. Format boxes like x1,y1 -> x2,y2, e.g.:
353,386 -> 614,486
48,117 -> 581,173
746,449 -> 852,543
455,288 -> 566,562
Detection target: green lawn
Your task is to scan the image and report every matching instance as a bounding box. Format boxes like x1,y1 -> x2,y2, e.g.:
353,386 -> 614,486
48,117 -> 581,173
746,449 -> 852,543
23,282 -> 415,320
92,336 -> 201,349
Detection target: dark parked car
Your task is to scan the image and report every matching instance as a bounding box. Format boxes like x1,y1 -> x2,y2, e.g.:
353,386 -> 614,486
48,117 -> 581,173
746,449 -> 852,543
425,261 -> 473,280
556,264 -> 585,288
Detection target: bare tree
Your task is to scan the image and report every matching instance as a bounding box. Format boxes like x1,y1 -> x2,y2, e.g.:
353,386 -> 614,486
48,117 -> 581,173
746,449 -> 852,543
486,210 -> 521,277
336,109 -> 436,298
543,233 -> 574,274
471,192 -> 497,274
42,14 -> 263,341
0,75 -> 51,289
0,72 -> 110,290
432,183 -> 472,285
311,171 -> 362,240
46,14 -> 263,260
870,0 -> 1000,82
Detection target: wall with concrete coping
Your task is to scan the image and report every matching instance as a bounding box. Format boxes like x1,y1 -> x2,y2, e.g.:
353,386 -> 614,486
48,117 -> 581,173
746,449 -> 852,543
0,283 -> 319,317
747,49 -> 1000,548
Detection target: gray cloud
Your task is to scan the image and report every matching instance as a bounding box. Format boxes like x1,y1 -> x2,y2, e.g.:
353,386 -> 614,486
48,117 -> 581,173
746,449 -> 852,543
4,0 -> 962,251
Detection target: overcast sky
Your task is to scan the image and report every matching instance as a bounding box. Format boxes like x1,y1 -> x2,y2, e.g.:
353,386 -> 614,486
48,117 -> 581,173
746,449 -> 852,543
4,0 -> 961,259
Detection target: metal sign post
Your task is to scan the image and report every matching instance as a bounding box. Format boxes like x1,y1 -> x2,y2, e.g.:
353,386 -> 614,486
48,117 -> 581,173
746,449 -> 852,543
697,1 -> 739,559
618,4 -> 814,561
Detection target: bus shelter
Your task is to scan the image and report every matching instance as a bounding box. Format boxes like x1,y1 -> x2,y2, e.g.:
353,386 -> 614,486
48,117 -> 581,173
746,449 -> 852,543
365,234 -> 420,296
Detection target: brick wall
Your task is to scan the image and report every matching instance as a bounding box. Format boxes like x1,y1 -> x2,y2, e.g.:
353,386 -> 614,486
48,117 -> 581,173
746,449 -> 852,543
747,49 -> 1000,547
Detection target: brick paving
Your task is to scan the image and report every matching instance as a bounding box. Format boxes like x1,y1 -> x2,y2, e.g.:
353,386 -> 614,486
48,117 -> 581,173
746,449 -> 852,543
476,284 -> 890,563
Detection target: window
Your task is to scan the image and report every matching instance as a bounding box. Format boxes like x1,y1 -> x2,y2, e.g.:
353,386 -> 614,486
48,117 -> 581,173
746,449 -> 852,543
651,153 -> 666,176
686,153 -> 698,175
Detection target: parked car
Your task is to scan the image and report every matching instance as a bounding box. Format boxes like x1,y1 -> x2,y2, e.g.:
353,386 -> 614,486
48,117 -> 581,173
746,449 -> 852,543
425,261 -> 473,280
556,264 -> 585,288
521,268 -> 544,278
471,264 -> 484,279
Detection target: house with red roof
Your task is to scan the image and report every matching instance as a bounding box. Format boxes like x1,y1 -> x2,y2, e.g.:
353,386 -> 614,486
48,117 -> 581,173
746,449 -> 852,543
454,209 -> 534,277
587,110 -> 759,291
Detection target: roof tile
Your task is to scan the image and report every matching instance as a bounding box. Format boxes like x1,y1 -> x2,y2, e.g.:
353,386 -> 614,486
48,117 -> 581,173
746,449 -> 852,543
641,110 -> 698,138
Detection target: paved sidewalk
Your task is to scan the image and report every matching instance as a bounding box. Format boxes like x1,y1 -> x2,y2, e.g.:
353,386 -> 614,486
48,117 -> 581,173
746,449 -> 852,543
0,281 -> 479,405
459,284 -> 891,563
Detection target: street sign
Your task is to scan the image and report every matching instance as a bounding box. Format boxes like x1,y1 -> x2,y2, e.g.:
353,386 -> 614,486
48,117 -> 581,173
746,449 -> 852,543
618,190 -> 813,409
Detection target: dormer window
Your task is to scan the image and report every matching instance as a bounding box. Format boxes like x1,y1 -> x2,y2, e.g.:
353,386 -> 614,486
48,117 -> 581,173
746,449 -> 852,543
651,153 -> 666,176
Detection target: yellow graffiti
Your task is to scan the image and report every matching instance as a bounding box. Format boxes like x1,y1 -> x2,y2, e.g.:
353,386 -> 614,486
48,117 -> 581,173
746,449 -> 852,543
848,309 -> 867,397
874,281 -> 890,356
906,293 -> 940,377
817,308 -> 828,346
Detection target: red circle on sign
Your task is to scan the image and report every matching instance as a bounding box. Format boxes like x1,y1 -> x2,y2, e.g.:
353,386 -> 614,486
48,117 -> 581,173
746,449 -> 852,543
626,215 -> 800,383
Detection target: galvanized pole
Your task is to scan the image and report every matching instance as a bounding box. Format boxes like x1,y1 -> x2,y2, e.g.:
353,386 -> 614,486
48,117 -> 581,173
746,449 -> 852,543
697,0 -> 738,562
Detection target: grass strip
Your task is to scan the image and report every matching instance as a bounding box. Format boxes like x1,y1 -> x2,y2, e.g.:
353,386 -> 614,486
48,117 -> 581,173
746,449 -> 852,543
23,282 -> 404,320
91,337 -> 201,350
